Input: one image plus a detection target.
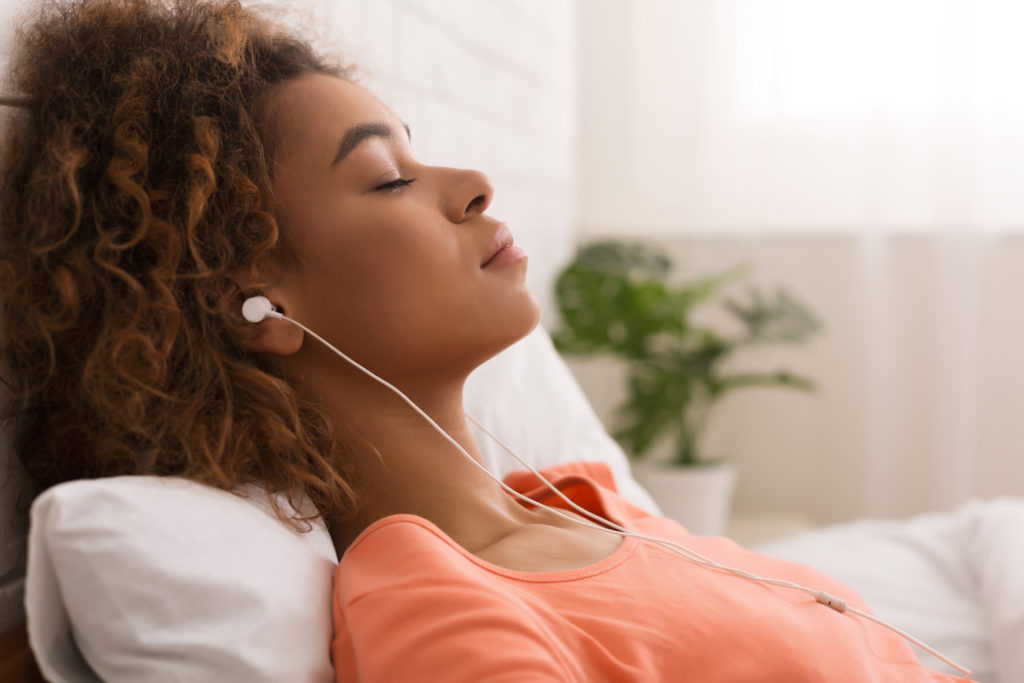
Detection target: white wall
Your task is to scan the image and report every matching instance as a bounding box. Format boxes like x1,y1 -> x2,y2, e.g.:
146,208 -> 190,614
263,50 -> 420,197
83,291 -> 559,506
577,0 -> 711,237
577,0 -> 1024,236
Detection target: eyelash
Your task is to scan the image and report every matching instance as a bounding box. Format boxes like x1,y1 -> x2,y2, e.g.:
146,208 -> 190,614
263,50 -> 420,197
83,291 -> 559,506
375,177 -> 417,193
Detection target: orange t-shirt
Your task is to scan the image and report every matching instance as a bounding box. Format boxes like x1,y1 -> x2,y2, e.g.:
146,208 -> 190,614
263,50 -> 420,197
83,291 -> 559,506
331,462 -> 971,682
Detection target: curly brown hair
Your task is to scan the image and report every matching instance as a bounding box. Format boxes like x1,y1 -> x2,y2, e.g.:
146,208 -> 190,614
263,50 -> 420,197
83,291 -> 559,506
0,0 -> 363,527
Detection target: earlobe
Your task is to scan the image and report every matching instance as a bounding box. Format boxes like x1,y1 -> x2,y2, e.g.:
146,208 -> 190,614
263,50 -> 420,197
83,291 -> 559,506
240,317 -> 304,356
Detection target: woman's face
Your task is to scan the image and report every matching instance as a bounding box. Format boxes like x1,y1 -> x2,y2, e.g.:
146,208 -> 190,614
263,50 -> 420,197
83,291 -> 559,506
261,73 -> 540,381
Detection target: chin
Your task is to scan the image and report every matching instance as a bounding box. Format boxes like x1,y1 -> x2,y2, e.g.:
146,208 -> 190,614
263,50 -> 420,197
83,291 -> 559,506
467,294 -> 542,369
508,291 -> 542,340
522,298 -> 543,337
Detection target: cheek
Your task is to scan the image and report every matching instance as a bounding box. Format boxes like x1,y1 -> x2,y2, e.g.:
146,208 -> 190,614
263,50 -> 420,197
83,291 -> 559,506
298,226 -> 453,321
285,194 -> 468,321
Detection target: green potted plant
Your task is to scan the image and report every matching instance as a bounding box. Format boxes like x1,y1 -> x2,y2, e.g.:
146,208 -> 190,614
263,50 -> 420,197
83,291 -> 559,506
552,240 -> 820,534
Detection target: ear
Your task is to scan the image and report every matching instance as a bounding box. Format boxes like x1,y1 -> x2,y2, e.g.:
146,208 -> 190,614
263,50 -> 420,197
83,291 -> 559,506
229,296 -> 304,357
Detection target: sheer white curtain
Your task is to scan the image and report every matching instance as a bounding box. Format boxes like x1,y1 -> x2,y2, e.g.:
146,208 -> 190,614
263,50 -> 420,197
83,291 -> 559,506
578,0 -> 1024,521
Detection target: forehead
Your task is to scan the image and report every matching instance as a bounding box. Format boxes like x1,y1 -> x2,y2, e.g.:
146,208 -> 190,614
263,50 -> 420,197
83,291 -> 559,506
265,74 -> 400,163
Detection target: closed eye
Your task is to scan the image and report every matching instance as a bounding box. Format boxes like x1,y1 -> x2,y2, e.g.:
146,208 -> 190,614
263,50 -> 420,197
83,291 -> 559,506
375,177 -> 417,193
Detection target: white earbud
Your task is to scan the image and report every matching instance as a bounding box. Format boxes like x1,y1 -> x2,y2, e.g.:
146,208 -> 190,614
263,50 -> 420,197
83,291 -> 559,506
242,296 -> 283,323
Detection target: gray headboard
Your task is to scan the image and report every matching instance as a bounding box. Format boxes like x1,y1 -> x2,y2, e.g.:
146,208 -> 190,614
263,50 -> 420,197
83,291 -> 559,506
1,389 -> 28,632
0,0 -> 28,635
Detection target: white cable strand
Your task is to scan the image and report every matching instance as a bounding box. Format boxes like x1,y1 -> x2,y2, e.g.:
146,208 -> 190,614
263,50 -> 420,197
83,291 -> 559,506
282,312 -> 973,679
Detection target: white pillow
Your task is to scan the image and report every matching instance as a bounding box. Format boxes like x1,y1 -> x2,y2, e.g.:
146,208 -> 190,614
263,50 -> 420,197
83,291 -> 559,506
26,478 -> 338,682
25,323 -> 656,680
465,324 -> 659,513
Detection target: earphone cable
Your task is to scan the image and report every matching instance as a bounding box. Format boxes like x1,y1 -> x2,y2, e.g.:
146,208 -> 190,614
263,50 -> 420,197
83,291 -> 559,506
273,309 -> 973,679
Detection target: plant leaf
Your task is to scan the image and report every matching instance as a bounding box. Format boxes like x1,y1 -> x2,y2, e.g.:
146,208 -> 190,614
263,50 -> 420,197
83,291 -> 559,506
725,286 -> 821,344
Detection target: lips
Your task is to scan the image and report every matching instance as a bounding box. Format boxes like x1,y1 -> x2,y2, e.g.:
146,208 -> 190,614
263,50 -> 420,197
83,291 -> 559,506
481,223 -> 514,268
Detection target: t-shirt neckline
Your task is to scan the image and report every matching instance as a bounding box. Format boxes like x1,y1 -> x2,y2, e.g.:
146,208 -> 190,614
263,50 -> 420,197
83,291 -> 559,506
340,465 -> 641,582
359,513 -> 640,582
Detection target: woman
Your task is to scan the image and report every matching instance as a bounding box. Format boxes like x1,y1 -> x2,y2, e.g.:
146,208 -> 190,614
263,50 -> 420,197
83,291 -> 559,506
0,1 -> 972,680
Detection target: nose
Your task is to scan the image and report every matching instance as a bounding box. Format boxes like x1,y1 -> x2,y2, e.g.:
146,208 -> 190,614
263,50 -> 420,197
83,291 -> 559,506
442,167 -> 494,222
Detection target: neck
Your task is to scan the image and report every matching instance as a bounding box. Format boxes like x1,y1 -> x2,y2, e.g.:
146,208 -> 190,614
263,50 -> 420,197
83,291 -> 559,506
296,361 -> 535,556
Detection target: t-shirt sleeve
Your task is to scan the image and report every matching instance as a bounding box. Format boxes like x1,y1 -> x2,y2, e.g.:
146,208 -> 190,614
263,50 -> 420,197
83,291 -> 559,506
336,582 -> 571,681
501,460 -> 619,495
332,520 -> 576,682
502,460 -> 657,529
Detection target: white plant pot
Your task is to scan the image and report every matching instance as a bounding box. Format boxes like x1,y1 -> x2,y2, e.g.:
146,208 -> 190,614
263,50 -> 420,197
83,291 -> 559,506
634,461 -> 737,536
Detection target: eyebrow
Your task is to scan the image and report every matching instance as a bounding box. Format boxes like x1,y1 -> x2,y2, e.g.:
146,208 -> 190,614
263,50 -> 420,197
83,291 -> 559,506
331,121 -> 412,167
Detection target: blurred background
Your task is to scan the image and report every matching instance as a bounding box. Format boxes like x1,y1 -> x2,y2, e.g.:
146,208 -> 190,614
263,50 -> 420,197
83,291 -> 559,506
4,0 -> 1024,538
292,0 -> 1024,529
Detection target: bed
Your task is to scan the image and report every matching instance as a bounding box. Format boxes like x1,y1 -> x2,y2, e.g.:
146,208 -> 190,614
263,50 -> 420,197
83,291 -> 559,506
753,498 -> 1024,682
1,324 -> 1019,681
